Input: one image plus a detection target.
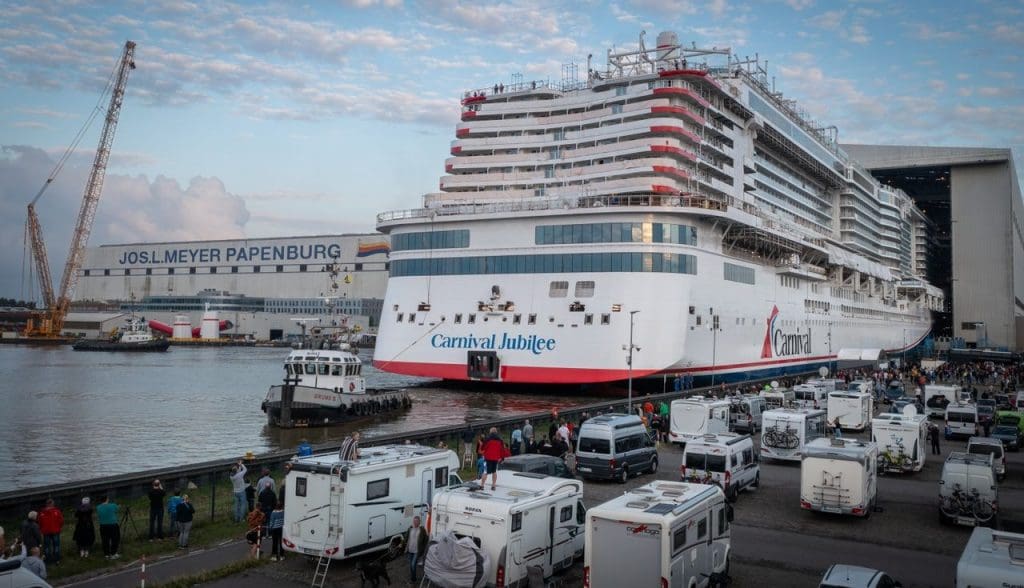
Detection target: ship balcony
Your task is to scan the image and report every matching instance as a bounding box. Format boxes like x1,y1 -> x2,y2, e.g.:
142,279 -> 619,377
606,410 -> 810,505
444,139 -> 699,175
651,86 -> 711,109
776,263 -> 828,282
650,105 -> 705,126
439,157 -> 693,191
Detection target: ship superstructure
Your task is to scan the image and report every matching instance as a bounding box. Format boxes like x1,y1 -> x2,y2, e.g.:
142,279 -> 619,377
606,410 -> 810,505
372,31 -> 943,385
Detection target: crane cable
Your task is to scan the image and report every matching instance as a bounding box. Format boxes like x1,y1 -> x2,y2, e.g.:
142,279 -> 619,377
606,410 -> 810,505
28,59 -> 120,206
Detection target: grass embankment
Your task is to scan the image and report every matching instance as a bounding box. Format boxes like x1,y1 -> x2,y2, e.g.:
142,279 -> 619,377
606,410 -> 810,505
2,466 -> 289,583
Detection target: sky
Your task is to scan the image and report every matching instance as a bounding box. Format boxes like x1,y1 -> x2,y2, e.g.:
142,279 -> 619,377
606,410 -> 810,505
1,0 -> 1022,302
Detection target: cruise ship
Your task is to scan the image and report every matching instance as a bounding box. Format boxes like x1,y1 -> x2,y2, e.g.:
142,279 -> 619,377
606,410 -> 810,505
372,31 -> 944,385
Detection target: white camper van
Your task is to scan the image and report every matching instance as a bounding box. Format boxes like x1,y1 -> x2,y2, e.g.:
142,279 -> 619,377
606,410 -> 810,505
792,384 -> 828,410
759,388 -> 795,410
584,481 -> 731,588
946,402 -> 979,438
670,398 -> 731,444
956,527 -> 1024,587
871,412 -> 928,473
800,437 -> 878,517
431,471 -> 585,587
760,408 -> 827,462
925,384 -> 960,418
940,452 -> 998,527
827,390 -> 873,432
728,395 -> 765,434
282,444 -> 460,560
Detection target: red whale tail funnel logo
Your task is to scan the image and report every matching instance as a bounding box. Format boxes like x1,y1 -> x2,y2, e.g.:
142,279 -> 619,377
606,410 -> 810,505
761,305 -> 779,359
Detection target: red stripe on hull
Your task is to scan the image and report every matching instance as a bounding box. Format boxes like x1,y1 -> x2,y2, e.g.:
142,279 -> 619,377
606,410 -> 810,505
373,360 -> 662,384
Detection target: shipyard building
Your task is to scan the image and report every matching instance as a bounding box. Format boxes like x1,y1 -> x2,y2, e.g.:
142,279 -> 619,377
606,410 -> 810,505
74,233 -> 390,340
844,145 -> 1024,351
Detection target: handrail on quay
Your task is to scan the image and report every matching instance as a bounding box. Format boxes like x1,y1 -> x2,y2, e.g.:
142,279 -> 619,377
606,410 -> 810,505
0,373 -> 809,520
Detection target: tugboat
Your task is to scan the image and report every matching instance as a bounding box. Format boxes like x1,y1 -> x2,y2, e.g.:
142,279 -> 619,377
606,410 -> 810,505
72,314 -> 170,352
261,256 -> 411,428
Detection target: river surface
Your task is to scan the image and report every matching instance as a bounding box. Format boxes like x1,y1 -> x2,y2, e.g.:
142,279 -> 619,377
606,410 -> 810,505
0,346 -> 604,492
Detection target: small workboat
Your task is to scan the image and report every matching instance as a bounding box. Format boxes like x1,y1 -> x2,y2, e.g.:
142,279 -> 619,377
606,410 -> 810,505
72,315 -> 170,352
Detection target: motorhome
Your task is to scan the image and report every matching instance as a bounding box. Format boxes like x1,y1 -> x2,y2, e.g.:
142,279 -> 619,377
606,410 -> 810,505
760,408 -> 827,462
575,414 -> 658,483
680,433 -> 759,502
955,527 -> 1024,587
430,471 -> 584,587
583,481 -> 731,588
871,412 -> 928,473
792,384 -> 828,410
805,378 -> 846,392
759,388 -> 795,410
940,452 -> 998,527
728,395 -> 765,434
827,390 -> 873,432
669,397 -> 731,444
924,384 -> 961,418
967,437 -> 1007,482
799,437 -> 878,517
946,402 -> 979,438
282,444 -> 460,560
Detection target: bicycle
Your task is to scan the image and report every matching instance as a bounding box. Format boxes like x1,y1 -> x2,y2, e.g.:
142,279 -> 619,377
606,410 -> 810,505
762,425 -> 800,450
940,483 -> 995,523
878,438 -> 914,473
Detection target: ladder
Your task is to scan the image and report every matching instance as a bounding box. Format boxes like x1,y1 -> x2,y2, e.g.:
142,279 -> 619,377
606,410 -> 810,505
311,466 -> 346,588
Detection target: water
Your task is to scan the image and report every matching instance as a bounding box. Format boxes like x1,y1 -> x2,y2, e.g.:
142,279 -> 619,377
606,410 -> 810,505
0,346 -> 601,492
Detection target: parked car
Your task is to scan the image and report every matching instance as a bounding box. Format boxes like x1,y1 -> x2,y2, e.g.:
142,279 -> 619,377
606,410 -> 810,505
994,394 -> 1013,411
990,424 -> 1023,451
978,398 -> 997,409
498,454 -> 574,479
819,564 -> 902,587
889,398 -> 922,415
883,382 -> 906,404
978,404 -> 996,426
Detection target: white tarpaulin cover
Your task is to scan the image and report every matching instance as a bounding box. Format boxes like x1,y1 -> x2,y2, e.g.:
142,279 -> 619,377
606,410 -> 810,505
837,348 -> 862,360
860,348 -> 882,361
423,530 -> 491,588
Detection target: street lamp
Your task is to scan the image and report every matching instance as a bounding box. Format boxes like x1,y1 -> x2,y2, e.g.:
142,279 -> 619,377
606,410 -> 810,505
625,310 -> 641,414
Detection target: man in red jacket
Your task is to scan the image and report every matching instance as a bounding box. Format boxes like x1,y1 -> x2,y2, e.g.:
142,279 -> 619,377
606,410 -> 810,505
38,498 -> 64,565
479,427 -> 510,491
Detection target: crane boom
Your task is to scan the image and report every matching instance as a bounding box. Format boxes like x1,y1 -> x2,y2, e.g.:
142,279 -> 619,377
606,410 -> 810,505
26,203 -> 55,309
25,40 -> 136,337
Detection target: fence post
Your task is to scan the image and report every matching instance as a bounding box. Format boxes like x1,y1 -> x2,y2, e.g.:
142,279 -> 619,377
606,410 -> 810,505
210,472 -> 216,522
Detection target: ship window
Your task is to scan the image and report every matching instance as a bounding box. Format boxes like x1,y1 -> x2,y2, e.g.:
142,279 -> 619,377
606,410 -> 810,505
318,363 -> 329,375
584,314 -> 593,325
528,314 -> 536,325
397,313 -> 404,322
455,313 -> 463,324
168,267 -> 175,275
468,314 -> 476,324
84,269 -> 90,276
601,313 -> 610,325
253,266 -> 260,273
331,365 -> 342,376
189,267 -> 196,274
210,267 -> 217,274
124,269 -> 131,276
575,281 -> 595,297
304,364 -> 316,375
104,269 -> 110,276
409,313 -> 416,323
724,262 -> 755,285
276,265 -> 283,273
355,263 -> 363,271
549,281 -> 569,297
696,316 -> 702,326
299,264 -> 307,272
367,478 -> 390,500
513,314 -> 521,324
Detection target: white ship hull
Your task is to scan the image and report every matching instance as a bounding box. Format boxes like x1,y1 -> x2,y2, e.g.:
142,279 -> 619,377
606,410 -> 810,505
372,211 -> 932,384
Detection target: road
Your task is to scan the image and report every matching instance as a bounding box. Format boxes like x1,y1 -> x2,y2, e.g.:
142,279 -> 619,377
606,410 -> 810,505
63,408 -> 1023,587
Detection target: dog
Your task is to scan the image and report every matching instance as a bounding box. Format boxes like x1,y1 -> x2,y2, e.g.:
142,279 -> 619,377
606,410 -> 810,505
355,557 -> 392,587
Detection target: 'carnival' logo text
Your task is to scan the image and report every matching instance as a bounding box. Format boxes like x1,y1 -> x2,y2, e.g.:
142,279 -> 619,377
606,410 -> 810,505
761,305 -> 811,359
430,333 -> 556,355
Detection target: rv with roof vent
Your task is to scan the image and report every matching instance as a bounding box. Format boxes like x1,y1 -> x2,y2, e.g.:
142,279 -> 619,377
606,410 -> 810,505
955,527 -> 1024,587
584,481 -> 731,588
282,444 -> 460,560
670,397 -> 731,444
760,408 -> 827,462
827,390 -> 873,432
430,471 -> 585,587
871,412 -> 928,473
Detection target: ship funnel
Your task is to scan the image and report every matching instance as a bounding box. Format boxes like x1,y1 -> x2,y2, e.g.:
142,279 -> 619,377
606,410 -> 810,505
656,31 -> 681,64
172,314 -> 193,339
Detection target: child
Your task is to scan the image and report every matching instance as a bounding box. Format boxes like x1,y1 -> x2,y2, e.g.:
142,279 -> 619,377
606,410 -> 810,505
246,507 -> 265,559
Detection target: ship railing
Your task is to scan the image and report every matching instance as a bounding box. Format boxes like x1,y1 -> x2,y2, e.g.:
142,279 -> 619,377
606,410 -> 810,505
376,193 -> 730,223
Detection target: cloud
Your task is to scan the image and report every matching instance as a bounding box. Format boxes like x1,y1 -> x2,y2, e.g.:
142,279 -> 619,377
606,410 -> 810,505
0,145 -> 250,299
785,0 -> 815,10
910,23 -> 962,42
993,23 -> 1024,44
843,23 -> 870,45
11,121 -> 50,129
807,10 -> 843,29
610,3 -> 640,23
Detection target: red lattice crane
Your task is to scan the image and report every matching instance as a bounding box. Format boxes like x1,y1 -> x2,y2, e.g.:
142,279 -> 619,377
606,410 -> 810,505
25,40 -> 136,337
